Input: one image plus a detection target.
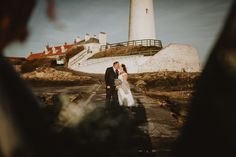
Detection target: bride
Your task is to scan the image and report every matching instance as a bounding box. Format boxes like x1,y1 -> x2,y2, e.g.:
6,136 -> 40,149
116,64 -> 135,107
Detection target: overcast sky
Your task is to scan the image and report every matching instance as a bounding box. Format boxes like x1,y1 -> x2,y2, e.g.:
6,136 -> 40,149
4,0 -> 233,64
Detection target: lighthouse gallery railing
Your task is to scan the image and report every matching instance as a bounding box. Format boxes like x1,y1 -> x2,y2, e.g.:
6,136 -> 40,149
100,39 -> 162,51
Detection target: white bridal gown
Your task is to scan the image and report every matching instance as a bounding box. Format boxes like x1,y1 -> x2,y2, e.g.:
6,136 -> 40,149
117,73 -> 135,107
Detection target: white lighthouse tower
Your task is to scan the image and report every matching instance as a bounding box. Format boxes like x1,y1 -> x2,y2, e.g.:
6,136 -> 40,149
128,0 -> 156,41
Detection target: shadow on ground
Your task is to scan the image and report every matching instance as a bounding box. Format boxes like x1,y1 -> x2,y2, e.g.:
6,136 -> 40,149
54,101 -> 155,157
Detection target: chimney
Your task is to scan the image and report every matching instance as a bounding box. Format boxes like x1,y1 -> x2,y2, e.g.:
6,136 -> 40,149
76,36 -> 81,43
61,45 -> 66,53
46,43 -> 49,49
85,33 -> 90,41
45,44 -> 49,54
52,46 -> 56,54
99,32 -> 107,45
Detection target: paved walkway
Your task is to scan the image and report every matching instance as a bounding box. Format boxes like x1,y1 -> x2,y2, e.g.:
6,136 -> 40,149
34,83 -> 180,157
90,84 -> 180,157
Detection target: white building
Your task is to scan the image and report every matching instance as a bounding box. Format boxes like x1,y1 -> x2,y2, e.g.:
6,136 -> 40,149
69,44 -> 201,73
67,32 -> 108,69
66,0 -> 202,74
99,32 -> 107,45
83,32 -> 107,53
128,0 -> 156,41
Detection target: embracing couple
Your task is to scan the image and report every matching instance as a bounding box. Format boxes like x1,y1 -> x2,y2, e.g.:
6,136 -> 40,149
105,61 -> 135,107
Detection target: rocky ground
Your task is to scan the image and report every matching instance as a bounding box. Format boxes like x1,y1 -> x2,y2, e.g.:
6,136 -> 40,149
129,72 -> 200,125
16,65 -> 200,157
6,57 -> 201,156
32,83 -> 180,157
21,67 -> 100,87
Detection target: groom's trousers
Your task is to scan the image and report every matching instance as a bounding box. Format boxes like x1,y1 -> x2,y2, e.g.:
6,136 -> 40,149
105,87 -> 119,106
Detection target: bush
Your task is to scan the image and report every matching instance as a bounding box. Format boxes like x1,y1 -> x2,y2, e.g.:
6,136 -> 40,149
21,58 -> 55,73
129,72 -> 201,91
8,58 -> 27,65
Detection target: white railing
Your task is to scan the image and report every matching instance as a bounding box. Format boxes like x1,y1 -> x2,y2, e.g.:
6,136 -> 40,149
68,49 -> 88,67
100,39 -> 162,51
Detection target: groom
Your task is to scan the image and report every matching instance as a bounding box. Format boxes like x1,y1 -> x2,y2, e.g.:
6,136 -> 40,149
105,61 -> 120,106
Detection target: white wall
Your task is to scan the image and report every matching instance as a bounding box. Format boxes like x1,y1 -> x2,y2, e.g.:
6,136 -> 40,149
139,44 -> 201,72
129,0 -> 156,41
68,44 -> 201,74
84,43 -> 101,53
72,55 -> 151,74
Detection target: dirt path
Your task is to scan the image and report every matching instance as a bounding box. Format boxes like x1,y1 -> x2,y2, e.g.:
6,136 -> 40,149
33,83 -> 180,157
90,84 -> 180,157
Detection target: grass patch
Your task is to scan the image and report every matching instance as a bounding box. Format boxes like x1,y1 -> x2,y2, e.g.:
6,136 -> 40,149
65,45 -> 84,63
89,46 -> 161,59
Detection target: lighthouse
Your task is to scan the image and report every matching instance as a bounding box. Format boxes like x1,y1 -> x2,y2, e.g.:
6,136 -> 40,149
128,0 -> 156,41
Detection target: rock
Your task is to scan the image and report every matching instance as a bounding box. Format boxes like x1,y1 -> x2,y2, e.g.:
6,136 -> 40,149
135,80 -> 147,87
142,75 -> 152,81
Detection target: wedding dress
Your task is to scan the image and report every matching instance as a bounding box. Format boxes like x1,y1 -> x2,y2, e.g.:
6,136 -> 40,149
117,73 -> 135,107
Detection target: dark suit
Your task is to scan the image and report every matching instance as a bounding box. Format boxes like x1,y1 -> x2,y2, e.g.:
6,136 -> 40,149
105,67 -> 119,106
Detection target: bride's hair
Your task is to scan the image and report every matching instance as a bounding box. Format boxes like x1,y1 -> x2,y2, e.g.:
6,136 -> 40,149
121,64 -> 127,73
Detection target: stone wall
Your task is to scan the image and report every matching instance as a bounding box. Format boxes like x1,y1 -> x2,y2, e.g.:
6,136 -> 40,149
68,44 -> 201,74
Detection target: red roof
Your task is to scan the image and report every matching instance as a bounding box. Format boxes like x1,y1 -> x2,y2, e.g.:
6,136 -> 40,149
27,44 -> 74,60
27,52 -> 44,60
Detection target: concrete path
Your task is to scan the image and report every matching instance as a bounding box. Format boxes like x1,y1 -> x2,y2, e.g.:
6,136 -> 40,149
89,84 -> 180,157
33,83 -> 180,157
